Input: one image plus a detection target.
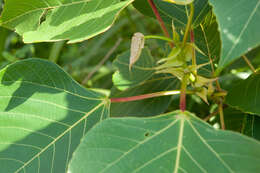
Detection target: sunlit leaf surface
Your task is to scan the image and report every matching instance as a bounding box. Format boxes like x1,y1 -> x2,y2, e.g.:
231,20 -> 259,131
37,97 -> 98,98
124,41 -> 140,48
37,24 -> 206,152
0,59 -> 109,172
0,0 -> 133,43
69,111 -> 260,173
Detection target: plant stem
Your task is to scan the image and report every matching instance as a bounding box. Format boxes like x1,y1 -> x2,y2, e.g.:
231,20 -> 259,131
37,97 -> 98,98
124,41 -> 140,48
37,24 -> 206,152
204,110 -> 219,122
218,101 -> 225,130
147,0 -> 174,47
242,55 -> 256,73
110,90 -> 195,103
81,38 -> 122,85
49,41 -> 65,63
182,3 -> 194,46
144,35 -> 174,43
190,29 -> 196,73
180,75 -> 189,112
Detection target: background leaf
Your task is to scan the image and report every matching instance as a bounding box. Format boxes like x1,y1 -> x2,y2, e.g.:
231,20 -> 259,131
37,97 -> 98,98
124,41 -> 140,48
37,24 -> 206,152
243,115 -> 260,140
133,0 -> 210,28
194,12 -> 221,77
226,73 -> 260,116
208,0 -> 260,69
112,48 -> 156,91
69,110 -> 260,173
0,0 -> 133,43
0,59 -> 109,172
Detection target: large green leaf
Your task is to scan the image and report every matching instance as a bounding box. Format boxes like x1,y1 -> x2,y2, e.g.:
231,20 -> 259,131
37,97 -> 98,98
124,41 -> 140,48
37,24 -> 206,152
111,74 -> 179,117
208,0 -> 260,69
0,59 -> 109,172
0,0 -> 133,43
133,0 -> 210,28
69,110 -> 260,172
226,73 -> 260,116
112,48 -> 156,91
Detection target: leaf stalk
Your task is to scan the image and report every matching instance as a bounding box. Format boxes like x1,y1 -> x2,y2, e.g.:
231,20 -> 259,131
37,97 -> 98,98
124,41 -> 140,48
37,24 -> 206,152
182,3 -> 194,47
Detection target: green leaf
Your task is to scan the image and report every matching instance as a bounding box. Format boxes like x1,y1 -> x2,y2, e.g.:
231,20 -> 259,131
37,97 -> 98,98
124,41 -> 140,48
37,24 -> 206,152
226,73 -> 260,116
208,0 -> 260,69
111,74 -> 179,117
112,48 -> 156,91
0,59 -> 109,172
0,0 -> 133,43
243,115 -> 260,140
69,110 -> 260,172
194,12 -> 221,77
133,0 -> 210,28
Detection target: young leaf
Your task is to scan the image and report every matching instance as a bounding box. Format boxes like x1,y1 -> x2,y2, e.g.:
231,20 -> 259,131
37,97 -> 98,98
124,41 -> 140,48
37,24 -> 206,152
0,59 -> 109,172
208,0 -> 260,70
0,0 -> 134,43
69,110 -> 260,172
129,32 -> 145,71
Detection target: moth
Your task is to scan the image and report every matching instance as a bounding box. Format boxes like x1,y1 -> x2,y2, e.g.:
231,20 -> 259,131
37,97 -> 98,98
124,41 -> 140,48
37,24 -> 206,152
129,32 -> 145,71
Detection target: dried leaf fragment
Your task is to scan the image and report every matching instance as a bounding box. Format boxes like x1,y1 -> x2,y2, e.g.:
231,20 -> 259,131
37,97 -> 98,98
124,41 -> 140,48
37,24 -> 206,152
129,32 -> 145,71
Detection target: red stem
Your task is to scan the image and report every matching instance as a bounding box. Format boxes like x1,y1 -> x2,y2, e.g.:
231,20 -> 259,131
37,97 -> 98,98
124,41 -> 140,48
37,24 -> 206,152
190,29 -> 195,42
179,75 -> 188,112
110,90 -> 180,103
147,0 -> 174,48
180,92 -> 186,111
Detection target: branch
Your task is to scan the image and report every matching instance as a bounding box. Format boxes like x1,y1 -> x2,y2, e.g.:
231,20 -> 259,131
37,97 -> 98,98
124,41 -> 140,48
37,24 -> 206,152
81,38 -> 122,85
242,55 -> 256,73
147,0 -> 174,47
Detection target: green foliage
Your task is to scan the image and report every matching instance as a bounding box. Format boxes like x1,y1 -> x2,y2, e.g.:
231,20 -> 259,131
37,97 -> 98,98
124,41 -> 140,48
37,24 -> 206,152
0,0 -> 133,43
226,73 -> 260,116
112,48 -> 156,91
243,115 -> 260,140
111,74 -> 179,117
208,0 -> 260,70
1,0 -> 260,172
0,59 -> 109,172
133,0 -> 210,28
69,111 -> 260,172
